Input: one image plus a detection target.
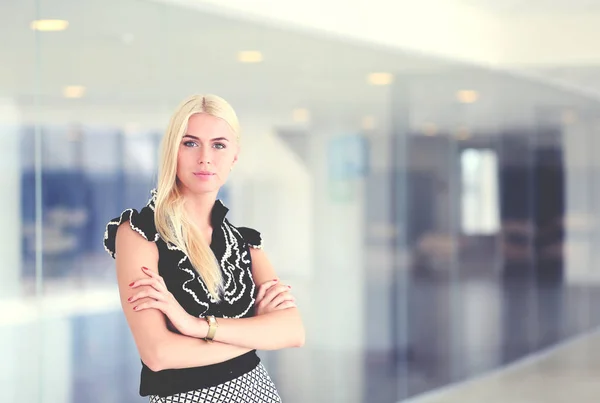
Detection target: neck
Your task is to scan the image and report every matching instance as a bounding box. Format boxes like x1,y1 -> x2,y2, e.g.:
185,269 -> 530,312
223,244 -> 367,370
180,187 -> 218,229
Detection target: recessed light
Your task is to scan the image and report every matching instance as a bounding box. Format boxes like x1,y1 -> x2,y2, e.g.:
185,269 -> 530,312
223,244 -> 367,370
456,90 -> 479,104
368,72 -> 394,86
292,108 -> 310,123
30,19 -> 69,32
422,123 -> 438,136
238,51 -> 263,63
456,126 -> 471,140
561,109 -> 577,124
362,115 -> 376,130
63,86 -> 86,99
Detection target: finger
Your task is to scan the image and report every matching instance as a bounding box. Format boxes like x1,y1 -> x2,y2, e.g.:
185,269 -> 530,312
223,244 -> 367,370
128,288 -> 165,303
259,286 -> 291,309
275,301 -> 297,310
141,267 -> 167,287
261,285 -> 291,306
268,293 -> 295,309
255,279 -> 279,302
133,300 -> 163,312
256,279 -> 279,299
130,278 -> 165,292
263,284 -> 292,304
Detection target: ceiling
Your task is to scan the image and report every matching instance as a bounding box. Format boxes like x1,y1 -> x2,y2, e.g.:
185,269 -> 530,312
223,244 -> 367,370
0,0 -> 447,129
2,0 -> 600,133
458,0 -> 600,15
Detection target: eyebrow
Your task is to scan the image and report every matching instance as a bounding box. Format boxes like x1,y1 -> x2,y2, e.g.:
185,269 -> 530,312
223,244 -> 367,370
183,134 -> 230,142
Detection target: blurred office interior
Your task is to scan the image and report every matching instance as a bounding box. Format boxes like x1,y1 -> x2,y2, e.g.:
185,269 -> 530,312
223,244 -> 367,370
3,1 -> 600,402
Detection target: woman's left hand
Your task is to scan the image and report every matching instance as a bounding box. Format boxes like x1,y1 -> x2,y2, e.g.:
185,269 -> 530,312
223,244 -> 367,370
128,267 -> 201,337
255,279 -> 297,316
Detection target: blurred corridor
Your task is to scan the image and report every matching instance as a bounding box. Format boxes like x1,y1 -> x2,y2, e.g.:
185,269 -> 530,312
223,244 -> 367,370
3,1 -> 600,402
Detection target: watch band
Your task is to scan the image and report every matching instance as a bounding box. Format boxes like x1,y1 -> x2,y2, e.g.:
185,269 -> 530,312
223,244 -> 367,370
204,315 -> 218,342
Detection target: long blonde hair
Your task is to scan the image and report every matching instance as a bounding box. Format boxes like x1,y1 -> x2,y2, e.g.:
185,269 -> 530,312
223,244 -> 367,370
154,94 -> 240,301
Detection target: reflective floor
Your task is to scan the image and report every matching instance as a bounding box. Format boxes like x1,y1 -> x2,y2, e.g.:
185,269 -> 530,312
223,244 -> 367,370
405,329 -> 600,403
2,272 -> 599,403
365,277 -> 600,402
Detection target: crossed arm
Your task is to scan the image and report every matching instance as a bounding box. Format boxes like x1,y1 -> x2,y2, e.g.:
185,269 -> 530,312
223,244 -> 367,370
115,223 -> 305,372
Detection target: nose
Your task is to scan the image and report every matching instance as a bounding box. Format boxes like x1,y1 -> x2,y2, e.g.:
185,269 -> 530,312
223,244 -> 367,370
197,147 -> 211,165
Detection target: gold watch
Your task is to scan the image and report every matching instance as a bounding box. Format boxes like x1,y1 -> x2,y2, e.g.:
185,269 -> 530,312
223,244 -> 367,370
204,315 -> 218,342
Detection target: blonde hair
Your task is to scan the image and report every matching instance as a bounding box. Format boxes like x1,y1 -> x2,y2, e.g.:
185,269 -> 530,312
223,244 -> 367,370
154,94 -> 240,301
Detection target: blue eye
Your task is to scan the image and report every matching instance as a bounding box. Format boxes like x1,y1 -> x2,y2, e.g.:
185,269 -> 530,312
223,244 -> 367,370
183,141 -> 198,147
213,143 -> 226,150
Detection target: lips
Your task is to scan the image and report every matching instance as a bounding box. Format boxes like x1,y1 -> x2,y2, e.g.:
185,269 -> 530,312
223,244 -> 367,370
193,171 -> 215,178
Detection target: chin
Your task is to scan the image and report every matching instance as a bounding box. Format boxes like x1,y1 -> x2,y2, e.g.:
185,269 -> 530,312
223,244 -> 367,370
180,181 -> 221,195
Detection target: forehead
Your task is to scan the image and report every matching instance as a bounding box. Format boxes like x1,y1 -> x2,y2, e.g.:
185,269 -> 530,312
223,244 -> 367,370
185,113 -> 235,139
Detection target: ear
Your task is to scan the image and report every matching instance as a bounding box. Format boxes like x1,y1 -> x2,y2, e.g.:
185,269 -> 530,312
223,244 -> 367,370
232,144 -> 240,165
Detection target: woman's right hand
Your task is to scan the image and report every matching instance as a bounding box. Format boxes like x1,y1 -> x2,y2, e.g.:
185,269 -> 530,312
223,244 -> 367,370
255,279 -> 296,315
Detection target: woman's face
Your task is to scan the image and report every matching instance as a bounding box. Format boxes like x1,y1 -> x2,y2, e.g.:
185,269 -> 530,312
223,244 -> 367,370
176,113 -> 238,195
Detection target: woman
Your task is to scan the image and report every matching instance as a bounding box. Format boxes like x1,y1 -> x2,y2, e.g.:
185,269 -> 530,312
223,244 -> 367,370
103,94 -> 305,402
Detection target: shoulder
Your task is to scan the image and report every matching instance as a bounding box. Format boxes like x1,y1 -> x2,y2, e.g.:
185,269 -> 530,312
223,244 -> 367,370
233,225 -> 264,250
103,205 -> 159,259
231,225 -> 274,282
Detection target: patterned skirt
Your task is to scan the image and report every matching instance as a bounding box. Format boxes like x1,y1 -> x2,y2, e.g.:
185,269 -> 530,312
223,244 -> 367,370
148,363 -> 282,403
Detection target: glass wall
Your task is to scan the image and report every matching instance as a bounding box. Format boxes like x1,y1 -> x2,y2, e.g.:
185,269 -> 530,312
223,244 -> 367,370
2,1 -> 600,403
384,69 -> 600,400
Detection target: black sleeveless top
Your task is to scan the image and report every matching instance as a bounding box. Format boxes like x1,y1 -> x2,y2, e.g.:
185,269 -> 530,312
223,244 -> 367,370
103,189 -> 263,397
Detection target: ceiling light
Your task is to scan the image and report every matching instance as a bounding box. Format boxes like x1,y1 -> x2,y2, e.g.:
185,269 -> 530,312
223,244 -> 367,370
368,72 -> 394,86
422,123 -> 438,136
63,86 -> 86,99
30,19 -> 69,32
456,90 -> 479,104
362,115 -> 376,130
292,108 -> 310,123
561,109 -> 577,125
455,126 -> 471,140
238,51 -> 263,63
